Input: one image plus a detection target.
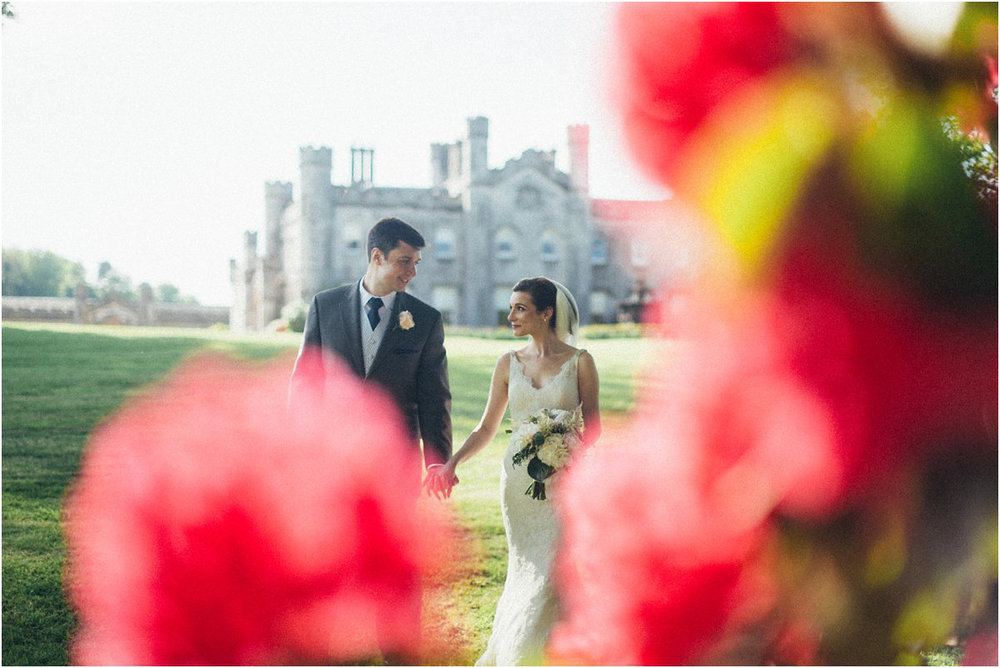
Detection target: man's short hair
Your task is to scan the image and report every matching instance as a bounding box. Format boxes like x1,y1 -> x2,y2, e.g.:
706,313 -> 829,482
367,217 -> 426,260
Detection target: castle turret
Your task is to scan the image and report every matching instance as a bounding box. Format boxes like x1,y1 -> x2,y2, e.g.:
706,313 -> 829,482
464,116 -> 489,181
567,124 -> 590,196
264,181 -> 293,263
299,146 -> 332,202
431,142 -> 449,188
297,146 -> 333,303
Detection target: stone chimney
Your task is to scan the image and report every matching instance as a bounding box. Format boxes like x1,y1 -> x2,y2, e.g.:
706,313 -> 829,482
567,124 -> 590,196
465,116 -> 489,181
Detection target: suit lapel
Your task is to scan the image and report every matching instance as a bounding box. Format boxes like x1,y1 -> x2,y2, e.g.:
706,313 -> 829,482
366,291 -> 405,378
340,285 -> 366,377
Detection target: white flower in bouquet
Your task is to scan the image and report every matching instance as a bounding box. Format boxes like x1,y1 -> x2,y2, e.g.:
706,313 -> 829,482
510,404 -> 585,500
537,434 -> 572,468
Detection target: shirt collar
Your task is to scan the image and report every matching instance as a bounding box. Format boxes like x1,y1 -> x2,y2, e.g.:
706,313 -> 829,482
358,279 -> 397,311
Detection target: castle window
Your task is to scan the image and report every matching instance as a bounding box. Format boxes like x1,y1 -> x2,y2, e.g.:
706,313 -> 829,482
494,286 -> 513,326
343,224 -> 363,251
434,228 -> 456,260
540,231 -> 560,263
589,291 -> 610,324
432,286 -> 458,325
591,237 -> 608,265
495,227 -> 517,261
630,239 -> 650,267
517,185 -> 541,209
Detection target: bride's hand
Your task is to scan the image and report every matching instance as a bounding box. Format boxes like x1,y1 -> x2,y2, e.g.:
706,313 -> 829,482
442,460 -> 460,489
423,462 -> 459,499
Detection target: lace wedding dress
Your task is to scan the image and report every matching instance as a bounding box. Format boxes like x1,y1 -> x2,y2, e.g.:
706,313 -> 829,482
476,349 -> 584,666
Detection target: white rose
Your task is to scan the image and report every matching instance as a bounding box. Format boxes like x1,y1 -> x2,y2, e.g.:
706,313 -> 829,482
536,434 -> 571,469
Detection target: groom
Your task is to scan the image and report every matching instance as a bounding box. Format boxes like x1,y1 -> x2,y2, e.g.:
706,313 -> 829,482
290,217 -> 453,494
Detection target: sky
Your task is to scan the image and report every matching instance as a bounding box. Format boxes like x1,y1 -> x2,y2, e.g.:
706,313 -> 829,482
2,2 -> 669,306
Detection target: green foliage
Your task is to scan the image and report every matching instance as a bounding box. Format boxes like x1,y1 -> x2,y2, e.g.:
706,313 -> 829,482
941,116 -> 998,204
2,248 -> 85,297
580,322 -> 646,339
280,300 -> 308,333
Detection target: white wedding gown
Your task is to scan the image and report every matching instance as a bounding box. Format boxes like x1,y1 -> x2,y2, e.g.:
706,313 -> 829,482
476,349 -> 584,666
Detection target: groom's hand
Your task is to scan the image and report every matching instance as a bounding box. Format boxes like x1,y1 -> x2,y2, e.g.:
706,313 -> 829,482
423,465 -> 458,499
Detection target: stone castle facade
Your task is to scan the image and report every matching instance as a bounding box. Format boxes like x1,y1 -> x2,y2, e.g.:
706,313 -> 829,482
231,116 -> 674,331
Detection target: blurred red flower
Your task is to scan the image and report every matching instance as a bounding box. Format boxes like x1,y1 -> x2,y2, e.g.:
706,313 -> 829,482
616,2 -> 801,185
64,350 -> 445,665
566,1 -> 997,664
770,220 -> 998,504
548,378 -> 785,664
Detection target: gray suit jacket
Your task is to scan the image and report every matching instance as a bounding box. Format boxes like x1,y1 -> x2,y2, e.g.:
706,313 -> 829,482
291,283 -> 452,468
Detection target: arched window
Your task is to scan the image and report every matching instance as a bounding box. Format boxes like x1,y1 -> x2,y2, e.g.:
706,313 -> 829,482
434,228 -> 456,260
630,239 -> 650,267
432,286 -> 458,324
343,224 -> 363,251
517,185 -> 541,209
540,230 -> 560,263
494,286 -> 513,326
495,227 -> 517,261
589,291 -> 611,324
591,237 -> 609,265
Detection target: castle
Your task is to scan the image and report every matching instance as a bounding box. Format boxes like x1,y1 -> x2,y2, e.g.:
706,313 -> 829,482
230,117 -> 677,331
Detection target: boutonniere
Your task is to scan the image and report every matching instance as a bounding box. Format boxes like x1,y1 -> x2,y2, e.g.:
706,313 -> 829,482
397,310 -> 415,331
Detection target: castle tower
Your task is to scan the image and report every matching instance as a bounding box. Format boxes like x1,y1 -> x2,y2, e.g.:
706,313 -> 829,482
296,146 -> 333,303
299,146 -> 332,204
264,181 -> 293,263
464,116 -> 489,182
230,230 -> 260,332
567,124 -> 590,196
430,142 -> 449,188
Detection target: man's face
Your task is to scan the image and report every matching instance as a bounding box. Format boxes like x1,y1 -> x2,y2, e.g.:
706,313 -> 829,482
369,242 -> 421,295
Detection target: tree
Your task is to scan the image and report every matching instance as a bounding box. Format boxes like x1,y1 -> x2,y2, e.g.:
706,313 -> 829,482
94,262 -> 135,301
2,248 -> 86,297
155,283 -> 181,303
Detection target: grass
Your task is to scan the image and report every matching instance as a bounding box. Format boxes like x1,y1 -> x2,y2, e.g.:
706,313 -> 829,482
2,322 -> 663,665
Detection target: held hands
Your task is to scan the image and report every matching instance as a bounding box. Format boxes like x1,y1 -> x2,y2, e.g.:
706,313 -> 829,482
422,461 -> 459,499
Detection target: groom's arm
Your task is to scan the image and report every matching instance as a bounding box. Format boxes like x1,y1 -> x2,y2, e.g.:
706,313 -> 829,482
288,295 -> 323,407
415,311 -> 452,468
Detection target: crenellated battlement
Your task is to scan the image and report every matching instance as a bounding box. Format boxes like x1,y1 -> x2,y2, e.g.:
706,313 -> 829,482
265,181 -> 293,201
299,146 -> 332,167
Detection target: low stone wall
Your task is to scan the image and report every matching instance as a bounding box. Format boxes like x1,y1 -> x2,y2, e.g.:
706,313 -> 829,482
2,296 -> 229,329
149,303 -> 229,328
2,297 -> 77,322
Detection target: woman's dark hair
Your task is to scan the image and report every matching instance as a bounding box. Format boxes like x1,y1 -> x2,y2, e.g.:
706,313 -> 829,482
512,277 -> 557,330
367,217 -> 425,260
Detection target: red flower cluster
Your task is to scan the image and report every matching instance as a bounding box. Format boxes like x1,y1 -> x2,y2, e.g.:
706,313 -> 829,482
64,350 -> 447,665
617,2 -> 803,185
553,2 -> 997,664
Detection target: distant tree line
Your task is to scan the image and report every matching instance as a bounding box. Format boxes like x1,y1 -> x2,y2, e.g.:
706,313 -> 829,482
2,248 -> 200,304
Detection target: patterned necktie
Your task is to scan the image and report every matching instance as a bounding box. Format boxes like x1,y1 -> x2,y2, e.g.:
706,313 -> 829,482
367,296 -> 384,330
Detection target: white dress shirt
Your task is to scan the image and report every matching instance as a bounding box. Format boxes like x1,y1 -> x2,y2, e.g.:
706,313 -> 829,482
358,280 -> 396,374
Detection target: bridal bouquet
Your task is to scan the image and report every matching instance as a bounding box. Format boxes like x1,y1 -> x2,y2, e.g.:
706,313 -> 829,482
510,406 -> 584,500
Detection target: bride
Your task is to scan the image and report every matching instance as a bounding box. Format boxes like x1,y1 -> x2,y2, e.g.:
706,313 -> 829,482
429,276 -> 601,665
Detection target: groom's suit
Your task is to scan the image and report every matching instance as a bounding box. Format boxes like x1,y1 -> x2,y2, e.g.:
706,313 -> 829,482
292,282 -> 452,469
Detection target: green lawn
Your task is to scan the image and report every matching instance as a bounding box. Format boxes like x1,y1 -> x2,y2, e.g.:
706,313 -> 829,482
2,322 -> 661,665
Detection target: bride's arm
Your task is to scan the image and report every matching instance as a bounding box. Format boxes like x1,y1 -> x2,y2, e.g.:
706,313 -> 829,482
440,353 -> 511,479
578,350 -> 602,446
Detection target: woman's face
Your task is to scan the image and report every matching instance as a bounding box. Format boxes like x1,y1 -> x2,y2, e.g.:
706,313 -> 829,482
508,291 -> 551,337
